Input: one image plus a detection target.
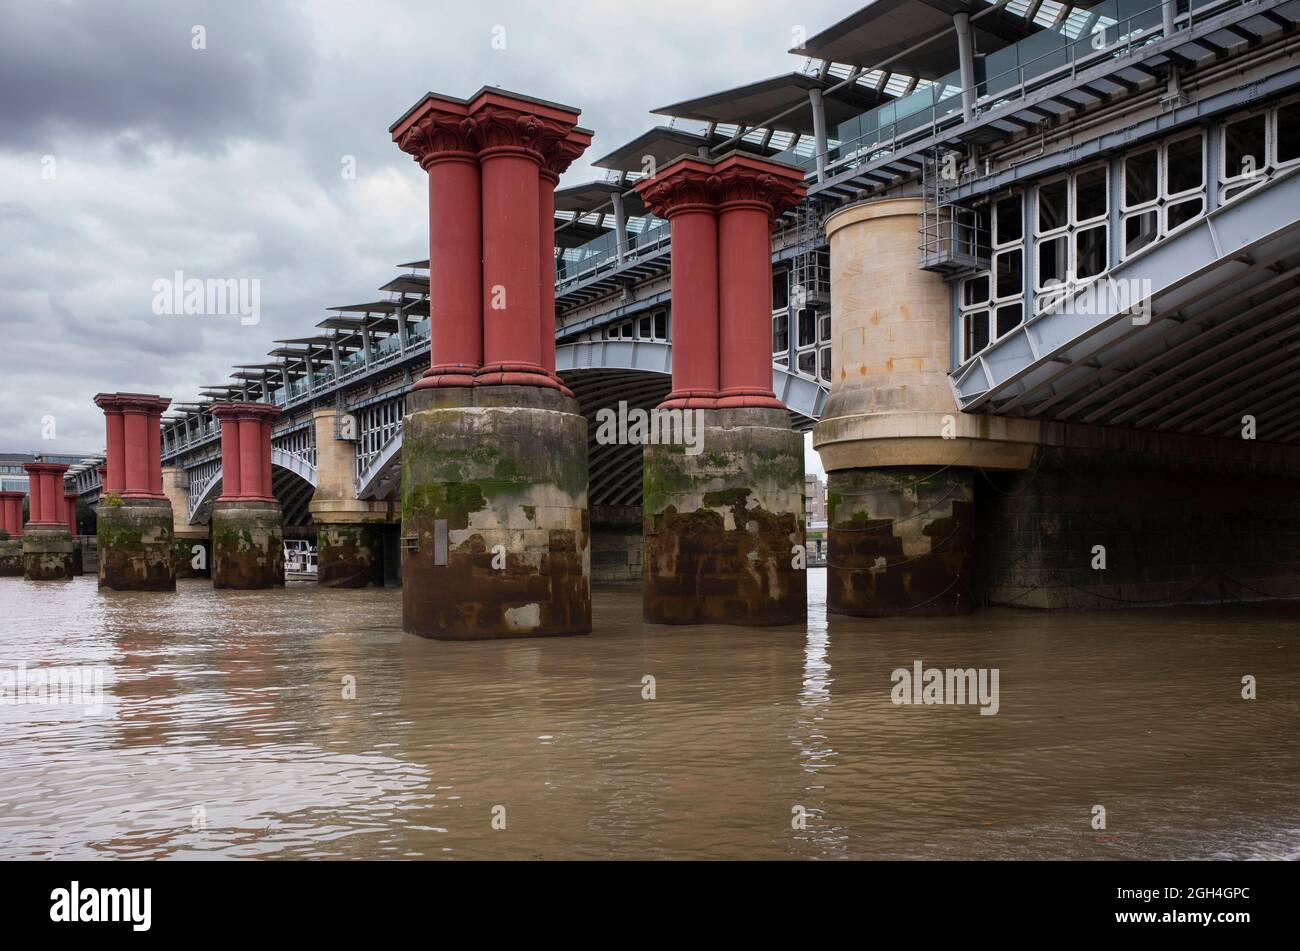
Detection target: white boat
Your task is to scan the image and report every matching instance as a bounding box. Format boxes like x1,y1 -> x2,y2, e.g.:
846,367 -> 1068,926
284,539 -> 318,580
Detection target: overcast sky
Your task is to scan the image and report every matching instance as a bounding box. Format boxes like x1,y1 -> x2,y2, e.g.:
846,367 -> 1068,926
0,0 -> 850,474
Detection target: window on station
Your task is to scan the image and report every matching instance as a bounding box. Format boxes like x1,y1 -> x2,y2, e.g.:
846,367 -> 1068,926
959,192 -> 1025,363
655,311 -> 667,340
1165,134 -> 1203,195
1223,113 -> 1266,182
772,312 -> 789,355
797,307 -> 816,349
1074,167 -> 1107,223
1124,149 -> 1158,207
1123,131 -> 1205,259
772,270 -> 789,311
1220,98 -> 1300,204
994,195 -> 1022,246
1278,101 -> 1300,165
1037,178 -> 1068,233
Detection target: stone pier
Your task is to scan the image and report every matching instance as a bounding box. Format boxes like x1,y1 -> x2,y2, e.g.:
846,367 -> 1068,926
309,407 -> 387,587
210,403 -> 284,589
161,465 -> 209,578
391,87 -> 592,639
93,394 -> 177,591
22,462 -> 76,580
0,490 -> 25,576
635,153 -> 808,625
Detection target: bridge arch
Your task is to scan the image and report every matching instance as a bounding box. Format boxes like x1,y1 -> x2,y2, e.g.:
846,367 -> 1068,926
186,449 -> 318,524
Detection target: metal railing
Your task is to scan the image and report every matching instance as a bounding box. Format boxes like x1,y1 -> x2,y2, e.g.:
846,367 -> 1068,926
794,0 -> 1248,182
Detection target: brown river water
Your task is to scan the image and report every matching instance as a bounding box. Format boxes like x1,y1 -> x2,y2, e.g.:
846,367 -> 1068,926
1,571 -> 1297,860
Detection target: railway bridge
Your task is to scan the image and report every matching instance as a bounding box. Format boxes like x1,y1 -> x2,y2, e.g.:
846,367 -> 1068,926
11,0 -> 1300,626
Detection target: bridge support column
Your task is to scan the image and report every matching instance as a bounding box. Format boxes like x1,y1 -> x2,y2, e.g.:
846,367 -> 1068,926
22,463 -> 75,581
636,153 -> 808,625
210,403 -> 283,589
0,490 -> 25,576
310,407 -> 387,588
162,466 -> 209,578
392,88 -> 593,639
62,487 -> 83,576
93,394 -> 176,591
400,385 -> 590,638
814,199 -> 1037,616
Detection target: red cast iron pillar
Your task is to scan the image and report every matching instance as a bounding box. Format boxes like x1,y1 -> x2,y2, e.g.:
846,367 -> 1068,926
213,404 -> 243,501
100,399 -> 126,494
635,158 -> 723,408
714,155 -> 806,407
0,491 -> 25,536
23,463 -> 68,527
470,91 -> 587,389
392,95 -> 483,388
64,487 -> 78,536
538,127 -> 592,389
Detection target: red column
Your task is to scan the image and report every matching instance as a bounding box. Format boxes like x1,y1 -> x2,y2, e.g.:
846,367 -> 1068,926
212,405 -> 243,501
23,463 -> 69,527
94,395 -> 126,494
636,158 -> 723,408
392,95 -> 482,388
64,488 -> 78,536
123,404 -> 149,495
538,127 -> 591,393
212,403 -> 278,502
390,88 -> 589,392
238,414 -> 262,499
0,492 -> 24,536
261,417 -> 274,500
714,156 -> 806,407
147,401 -> 166,496
478,119 -> 543,382
635,153 -> 805,410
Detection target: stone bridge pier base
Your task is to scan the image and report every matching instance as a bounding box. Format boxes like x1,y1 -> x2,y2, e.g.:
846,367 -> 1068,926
311,407 -> 388,587
401,385 -> 590,638
814,198 -> 1037,616
93,395 -> 177,591
22,463 -> 76,581
633,151 -> 809,625
0,491 -> 26,576
643,407 -> 806,624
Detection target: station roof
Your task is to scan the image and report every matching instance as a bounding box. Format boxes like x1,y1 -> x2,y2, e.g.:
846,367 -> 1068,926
555,219 -> 614,247
397,259 -> 429,270
554,180 -> 648,218
592,126 -> 779,172
376,275 -> 429,296
653,72 -> 890,134
327,300 -> 406,315
794,0 -> 1071,80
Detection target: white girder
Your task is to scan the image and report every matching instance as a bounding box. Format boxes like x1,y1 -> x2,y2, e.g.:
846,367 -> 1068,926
186,449 -> 318,522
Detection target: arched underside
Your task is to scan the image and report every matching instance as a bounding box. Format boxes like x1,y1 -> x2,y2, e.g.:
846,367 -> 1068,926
187,450 -> 318,525
353,340 -> 829,507
951,169 -> 1300,441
